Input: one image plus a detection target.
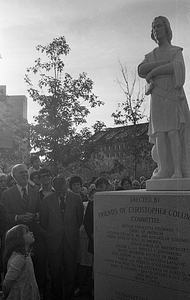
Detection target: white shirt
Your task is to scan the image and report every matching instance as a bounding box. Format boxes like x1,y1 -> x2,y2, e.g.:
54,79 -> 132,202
16,184 -> 28,198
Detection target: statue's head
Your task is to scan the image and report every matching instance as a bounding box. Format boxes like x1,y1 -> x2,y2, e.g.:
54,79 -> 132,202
151,16 -> 172,44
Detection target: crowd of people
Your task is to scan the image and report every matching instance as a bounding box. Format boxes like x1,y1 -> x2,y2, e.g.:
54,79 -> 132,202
0,155 -> 147,300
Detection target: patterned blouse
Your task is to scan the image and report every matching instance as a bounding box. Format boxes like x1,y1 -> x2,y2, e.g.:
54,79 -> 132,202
5,252 -> 40,300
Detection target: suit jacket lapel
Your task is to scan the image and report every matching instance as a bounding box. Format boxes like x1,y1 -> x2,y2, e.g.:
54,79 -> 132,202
28,185 -> 37,209
53,193 -> 63,222
13,186 -> 26,210
64,191 -> 73,222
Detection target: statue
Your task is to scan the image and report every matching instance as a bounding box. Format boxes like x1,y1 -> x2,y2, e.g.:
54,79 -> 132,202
138,16 -> 190,180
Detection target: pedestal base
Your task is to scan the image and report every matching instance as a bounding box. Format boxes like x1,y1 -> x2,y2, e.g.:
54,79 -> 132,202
146,178 -> 190,191
94,190 -> 190,300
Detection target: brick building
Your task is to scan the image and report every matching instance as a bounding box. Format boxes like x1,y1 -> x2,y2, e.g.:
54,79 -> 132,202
0,85 -> 27,120
0,85 -> 29,163
89,122 -> 154,178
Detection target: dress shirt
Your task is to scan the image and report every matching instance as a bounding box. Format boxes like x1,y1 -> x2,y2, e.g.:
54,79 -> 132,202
39,186 -> 55,198
16,184 -> 28,198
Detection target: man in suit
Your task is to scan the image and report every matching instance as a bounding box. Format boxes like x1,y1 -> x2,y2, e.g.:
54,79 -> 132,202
1,164 -> 47,299
40,175 -> 84,300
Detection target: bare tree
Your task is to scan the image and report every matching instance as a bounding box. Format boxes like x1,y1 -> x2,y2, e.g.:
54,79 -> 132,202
112,60 -> 151,178
112,60 -> 147,125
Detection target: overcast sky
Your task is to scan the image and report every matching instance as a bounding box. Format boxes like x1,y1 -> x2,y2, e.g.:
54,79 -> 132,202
1,0 -> 190,128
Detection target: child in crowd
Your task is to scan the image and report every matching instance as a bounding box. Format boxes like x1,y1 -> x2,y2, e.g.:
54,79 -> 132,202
2,225 -> 40,300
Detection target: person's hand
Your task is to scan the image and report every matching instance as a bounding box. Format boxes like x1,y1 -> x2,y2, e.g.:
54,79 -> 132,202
146,72 -> 154,83
17,213 -> 35,222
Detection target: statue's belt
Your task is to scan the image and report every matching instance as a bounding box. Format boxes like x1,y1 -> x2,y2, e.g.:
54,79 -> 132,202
152,87 -> 183,101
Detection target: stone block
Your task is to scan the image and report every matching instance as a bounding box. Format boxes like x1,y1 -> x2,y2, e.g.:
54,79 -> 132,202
94,190 -> 190,300
146,178 -> 190,191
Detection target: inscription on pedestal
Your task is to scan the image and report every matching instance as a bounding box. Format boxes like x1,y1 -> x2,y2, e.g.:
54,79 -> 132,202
94,191 -> 190,300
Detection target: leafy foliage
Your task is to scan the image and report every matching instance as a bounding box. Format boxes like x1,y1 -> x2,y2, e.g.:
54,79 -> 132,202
92,120 -> 106,133
24,37 -> 104,171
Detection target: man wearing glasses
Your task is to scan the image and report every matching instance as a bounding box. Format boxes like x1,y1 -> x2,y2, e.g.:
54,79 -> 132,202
38,168 -> 55,202
1,164 -> 47,299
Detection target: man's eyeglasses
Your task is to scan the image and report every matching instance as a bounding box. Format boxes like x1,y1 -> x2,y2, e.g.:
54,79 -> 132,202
72,183 -> 81,187
0,179 -> 6,183
40,174 -> 51,179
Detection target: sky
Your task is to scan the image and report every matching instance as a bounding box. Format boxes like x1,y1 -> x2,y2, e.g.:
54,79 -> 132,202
1,0 -> 190,129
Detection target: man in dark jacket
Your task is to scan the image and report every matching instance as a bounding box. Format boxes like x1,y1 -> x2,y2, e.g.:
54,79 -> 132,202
1,164 -> 47,298
40,175 -> 84,300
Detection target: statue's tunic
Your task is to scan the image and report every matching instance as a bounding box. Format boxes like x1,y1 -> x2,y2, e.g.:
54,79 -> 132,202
138,45 -> 190,177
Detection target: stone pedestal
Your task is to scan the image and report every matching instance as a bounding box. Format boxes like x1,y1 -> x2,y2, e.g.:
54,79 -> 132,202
94,190 -> 190,300
146,178 -> 190,191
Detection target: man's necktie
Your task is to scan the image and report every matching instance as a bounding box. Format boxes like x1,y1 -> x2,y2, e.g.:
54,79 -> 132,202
59,197 -> 66,220
22,187 -> 29,209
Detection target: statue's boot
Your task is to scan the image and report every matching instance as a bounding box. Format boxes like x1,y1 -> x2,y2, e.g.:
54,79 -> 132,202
151,170 -> 168,180
172,171 -> 182,179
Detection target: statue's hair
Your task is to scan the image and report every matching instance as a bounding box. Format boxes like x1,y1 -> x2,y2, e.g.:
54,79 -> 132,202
151,16 -> 172,44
